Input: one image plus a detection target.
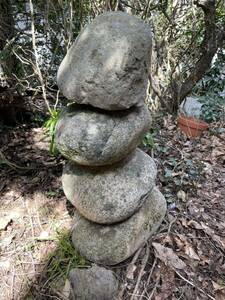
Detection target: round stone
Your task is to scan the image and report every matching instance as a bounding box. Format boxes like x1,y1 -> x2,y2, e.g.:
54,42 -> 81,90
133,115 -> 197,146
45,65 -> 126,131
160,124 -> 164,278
62,149 -> 157,224
55,103 -> 151,166
57,12 -> 152,110
69,265 -> 118,300
71,187 -> 167,265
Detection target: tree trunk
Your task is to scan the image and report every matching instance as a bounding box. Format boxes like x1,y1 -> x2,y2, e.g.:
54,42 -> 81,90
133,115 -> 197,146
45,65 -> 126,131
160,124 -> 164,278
150,0 -> 225,113
179,0 -> 225,101
0,0 -> 14,49
0,0 -> 23,124
0,0 -> 14,76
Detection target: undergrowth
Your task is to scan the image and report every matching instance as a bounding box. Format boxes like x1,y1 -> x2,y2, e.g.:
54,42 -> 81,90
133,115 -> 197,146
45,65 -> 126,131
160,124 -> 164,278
45,229 -> 89,281
43,109 -> 61,156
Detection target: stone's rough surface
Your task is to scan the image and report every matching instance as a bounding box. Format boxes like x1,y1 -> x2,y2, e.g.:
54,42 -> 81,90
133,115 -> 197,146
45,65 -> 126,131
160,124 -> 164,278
69,265 -> 118,300
57,12 -> 152,110
55,104 -> 151,166
56,11 -> 166,267
62,149 -> 157,224
72,187 -> 167,265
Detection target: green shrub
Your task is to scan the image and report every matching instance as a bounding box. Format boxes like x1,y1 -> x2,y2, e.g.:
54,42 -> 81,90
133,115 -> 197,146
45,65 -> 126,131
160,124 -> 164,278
142,132 -> 155,149
199,93 -> 225,123
194,49 -> 225,123
43,110 -> 61,156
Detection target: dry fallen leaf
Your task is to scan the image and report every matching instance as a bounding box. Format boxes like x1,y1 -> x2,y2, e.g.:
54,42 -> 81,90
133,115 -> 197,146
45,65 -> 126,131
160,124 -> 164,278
173,235 -> 185,250
184,244 -> 200,261
187,220 -> 203,230
0,215 -> 12,230
177,190 -> 186,202
126,264 -> 137,280
201,222 -> 225,249
0,233 -> 15,249
152,243 -> 186,270
216,290 -> 225,300
62,279 -> 72,299
173,234 -> 200,261
155,265 -> 175,300
0,259 -> 11,271
213,281 -> 225,291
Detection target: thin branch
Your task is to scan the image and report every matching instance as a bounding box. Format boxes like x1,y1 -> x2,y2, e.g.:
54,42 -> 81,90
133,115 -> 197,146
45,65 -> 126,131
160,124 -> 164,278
29,0 -> 52,115
175,270 -> 216,300
119,0 -> 143,12
130,246 -> 150,300
54,90 -> 60,111
67,0 -> 73,51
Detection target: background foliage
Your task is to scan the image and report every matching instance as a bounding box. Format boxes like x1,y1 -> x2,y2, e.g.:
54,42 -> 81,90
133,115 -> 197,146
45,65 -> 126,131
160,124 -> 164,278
0,0 -> 224,119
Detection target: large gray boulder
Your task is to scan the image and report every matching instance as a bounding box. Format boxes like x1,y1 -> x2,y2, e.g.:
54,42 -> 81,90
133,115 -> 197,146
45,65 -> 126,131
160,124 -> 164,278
57,12 -> 152,110
55,104 -> 151,166
72,187 -> 167,265
69,265 -> 118,300
62,149 -> 157,224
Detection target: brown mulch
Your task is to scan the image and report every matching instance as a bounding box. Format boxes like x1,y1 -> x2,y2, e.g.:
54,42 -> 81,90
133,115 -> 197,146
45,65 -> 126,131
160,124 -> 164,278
0,115 -> 225,300
117,116 -> 225,300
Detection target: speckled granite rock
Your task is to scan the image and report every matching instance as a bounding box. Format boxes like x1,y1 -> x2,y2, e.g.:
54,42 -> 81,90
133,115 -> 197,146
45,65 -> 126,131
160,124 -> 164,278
55,104 -> 151,166
56,11 -> 166,268
57,12 -> 152,110
71,187 -> 166,265
69,265 -> 118,300
62,149 -> 157,224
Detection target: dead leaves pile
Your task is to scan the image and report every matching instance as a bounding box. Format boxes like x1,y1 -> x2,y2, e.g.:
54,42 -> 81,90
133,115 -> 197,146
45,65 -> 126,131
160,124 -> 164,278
120,117 -> 225,300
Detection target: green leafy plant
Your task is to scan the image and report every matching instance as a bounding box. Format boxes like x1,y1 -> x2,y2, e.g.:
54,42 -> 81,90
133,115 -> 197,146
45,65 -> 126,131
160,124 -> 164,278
45,189 -> 61,198
43,110 -> 61,156
194,49 -> 225,123
142,132 -> 155,149
199,93 -> 225,123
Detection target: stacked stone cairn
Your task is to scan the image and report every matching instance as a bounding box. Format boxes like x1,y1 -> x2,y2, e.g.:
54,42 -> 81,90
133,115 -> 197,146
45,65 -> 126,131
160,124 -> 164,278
55,12 -> 166,266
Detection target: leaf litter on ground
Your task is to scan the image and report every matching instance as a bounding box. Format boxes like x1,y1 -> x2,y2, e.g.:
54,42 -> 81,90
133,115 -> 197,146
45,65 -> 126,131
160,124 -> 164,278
1,115 -> 225,299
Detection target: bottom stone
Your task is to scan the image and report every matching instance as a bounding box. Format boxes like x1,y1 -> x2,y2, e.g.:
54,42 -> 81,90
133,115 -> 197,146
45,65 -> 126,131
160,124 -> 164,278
72,187 -> 166,265
69,265 -> 118,300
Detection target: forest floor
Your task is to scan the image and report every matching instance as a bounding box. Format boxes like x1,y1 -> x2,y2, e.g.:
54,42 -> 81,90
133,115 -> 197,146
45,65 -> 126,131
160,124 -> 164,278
0,114 -> 224,300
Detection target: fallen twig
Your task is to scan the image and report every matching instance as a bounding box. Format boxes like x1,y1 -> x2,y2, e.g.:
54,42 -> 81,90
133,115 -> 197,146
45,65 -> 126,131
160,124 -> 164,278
131,246 -> 150,300
141,257 -> 157,298
0,150 -> 33,171
175,270 -> 215,300
117,246 -> 144,300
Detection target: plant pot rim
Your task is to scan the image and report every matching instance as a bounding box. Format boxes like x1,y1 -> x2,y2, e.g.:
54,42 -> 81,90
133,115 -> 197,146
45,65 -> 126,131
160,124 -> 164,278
178,114 -> 209,130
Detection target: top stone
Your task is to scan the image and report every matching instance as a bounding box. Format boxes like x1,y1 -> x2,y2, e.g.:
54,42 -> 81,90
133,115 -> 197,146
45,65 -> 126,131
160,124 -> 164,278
57,12 -> 152,110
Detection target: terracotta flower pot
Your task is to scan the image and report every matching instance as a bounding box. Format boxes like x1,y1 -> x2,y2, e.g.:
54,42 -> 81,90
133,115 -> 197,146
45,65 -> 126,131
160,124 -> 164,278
178,114 -> 209,138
